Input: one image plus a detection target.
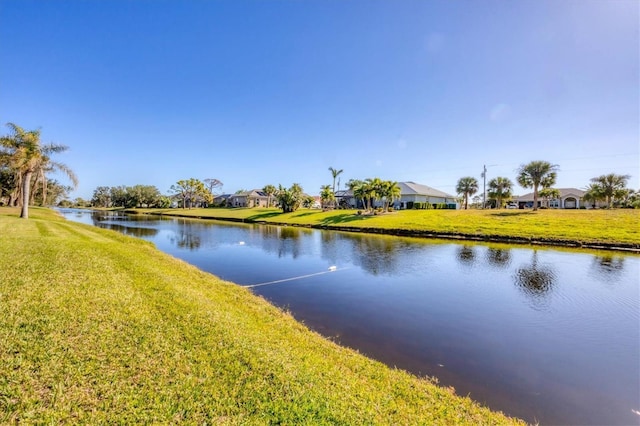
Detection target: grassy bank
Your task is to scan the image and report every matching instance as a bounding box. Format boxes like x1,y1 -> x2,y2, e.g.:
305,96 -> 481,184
0,207 -> 522,424
132,207 -> 640,250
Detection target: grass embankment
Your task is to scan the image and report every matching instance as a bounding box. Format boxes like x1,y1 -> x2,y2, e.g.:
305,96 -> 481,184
0,207 -> 522,424
133,207 -> 640,250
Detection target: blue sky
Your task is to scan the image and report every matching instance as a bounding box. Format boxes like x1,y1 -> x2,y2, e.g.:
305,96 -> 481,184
1,0 -> 638,199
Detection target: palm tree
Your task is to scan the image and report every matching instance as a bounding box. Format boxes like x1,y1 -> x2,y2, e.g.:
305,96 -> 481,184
262,184 -> 277,208
328,167 -> 343,193
516,161 -> 559,211
538,187 -> 560,208
346,179 -> 363,209
589,173 -> 630,208
0,123 -> 77,218
456,176 -> 479,210
487,177 -> 513,209
320,184 -> 335,210
379,180 -> 401,212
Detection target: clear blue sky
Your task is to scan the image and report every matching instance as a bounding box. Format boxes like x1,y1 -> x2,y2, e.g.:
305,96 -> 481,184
1,0 -> 638,199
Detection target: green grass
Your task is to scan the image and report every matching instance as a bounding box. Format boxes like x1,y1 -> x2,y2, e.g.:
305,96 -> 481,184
133,207 -> 640,248
0,207 -> 522,424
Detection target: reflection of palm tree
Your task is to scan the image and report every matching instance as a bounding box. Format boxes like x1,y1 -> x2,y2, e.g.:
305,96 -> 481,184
513,250 -> 556,298
486,247 -> 511,268
456,245 -> 476,265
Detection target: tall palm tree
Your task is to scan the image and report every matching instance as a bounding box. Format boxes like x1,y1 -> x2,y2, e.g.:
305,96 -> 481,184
516,161 -> 558,211
0,123 -> 77,218
262,184 -> 277,208
487,177 -> 513,209
328,167 -> 343,193
589,173 -> 630,208
456,176 -> 479,210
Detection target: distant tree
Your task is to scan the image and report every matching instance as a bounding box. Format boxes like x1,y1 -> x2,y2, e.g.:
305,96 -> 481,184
329,167 -> 343,193
0,123 -> 77,218
262,184 -> 277,208
320,184 -> 335,210
329,167 -> 343,208
302,195 -> 316,209
471,195 -> 482,209
582,184 -> 602,209
276,183 -> 304,213
589,173 -> 630,208
170,178 -> 207,209
130,184 -> 162,207
110,186 -> 129,208
538,187 -> 560,208
204,178 -> 223,195
487,177 -> 513,209
92,186 -> 112,208
235,189 -> 247,194
456,176 -> 479,210
516,161 -> 558,211
346,178 -> 364,209
32,179 -> 71,207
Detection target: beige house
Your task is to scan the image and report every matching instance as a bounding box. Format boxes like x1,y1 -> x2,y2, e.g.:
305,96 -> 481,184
515,188 -> 606,209
228,190 -> 273,208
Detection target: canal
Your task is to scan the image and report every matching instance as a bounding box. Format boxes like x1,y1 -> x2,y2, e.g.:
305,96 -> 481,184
60,209 -> 640,425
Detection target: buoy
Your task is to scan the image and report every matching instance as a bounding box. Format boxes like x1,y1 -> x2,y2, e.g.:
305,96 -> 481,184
328,266 -> 337,271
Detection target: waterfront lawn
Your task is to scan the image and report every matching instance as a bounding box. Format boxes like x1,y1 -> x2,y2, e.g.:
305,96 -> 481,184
135,207 -> 640,246
0,207 -> 522,425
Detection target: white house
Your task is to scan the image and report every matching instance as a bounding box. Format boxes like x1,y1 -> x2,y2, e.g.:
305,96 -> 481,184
336,181 -> 457,209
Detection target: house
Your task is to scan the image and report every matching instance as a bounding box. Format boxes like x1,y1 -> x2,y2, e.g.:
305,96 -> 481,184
514,188 -> 606,209
228,189 -> 273,208
212,194 -> 232,206
337,181 -> 458,209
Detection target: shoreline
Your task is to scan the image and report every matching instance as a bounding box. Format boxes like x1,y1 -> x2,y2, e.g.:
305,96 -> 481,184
126,209 -> 640,254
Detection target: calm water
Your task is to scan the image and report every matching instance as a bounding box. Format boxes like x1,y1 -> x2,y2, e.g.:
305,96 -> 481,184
60,209 -> 640,425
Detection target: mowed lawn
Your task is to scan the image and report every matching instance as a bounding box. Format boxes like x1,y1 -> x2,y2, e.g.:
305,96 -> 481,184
0,207 -> 522,425
135,207 -> 640,247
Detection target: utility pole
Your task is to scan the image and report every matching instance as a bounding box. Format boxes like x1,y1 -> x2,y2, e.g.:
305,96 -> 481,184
482,164 -> 487,209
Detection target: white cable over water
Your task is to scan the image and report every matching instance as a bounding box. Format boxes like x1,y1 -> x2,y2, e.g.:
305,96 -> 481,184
245,266 -> 346,288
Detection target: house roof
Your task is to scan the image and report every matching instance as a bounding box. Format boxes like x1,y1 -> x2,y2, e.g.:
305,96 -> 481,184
230,189 -> 269,198
515,188 -> 585,201
399,181 -> 455,199
334,182 -> 454,199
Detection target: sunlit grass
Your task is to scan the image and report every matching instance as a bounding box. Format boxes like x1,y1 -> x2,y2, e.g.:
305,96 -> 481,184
0,207 -> 522,424
135,207 -> 640,247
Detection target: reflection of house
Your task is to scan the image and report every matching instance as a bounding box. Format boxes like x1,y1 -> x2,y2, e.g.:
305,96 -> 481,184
337,181 -> 457,209
515,188 -> 606,209
228,190 -> 272,208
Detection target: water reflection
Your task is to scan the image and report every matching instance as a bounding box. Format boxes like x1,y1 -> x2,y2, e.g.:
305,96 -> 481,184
170,228 -> 202,250
485,247 -> 511,268
102,223 -> 159,238
513,250 -> 557,309
257,226 -> 307,259
456,245 -> 476,266
592,255 -> 625,277
349,236 -> 404,276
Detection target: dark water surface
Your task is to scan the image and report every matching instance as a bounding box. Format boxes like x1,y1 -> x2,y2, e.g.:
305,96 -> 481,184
60,209 -> 640,425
